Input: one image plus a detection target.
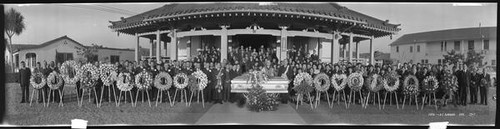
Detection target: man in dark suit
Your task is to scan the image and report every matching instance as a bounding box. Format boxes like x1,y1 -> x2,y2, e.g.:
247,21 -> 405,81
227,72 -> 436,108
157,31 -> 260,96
41,61 -> 52,103
469,67 -> 478,104
19,61 -> 31,103
458,64 -> 470,106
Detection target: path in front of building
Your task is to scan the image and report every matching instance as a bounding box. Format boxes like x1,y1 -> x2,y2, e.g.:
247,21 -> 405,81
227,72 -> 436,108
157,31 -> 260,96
195,102 -> 306,124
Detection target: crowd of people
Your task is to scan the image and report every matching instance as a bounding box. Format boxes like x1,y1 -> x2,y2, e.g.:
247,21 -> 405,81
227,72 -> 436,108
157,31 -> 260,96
17,45 -> 496,109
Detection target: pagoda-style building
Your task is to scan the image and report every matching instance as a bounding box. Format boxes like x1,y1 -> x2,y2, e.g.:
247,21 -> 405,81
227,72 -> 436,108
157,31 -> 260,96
108,2 -> 400,64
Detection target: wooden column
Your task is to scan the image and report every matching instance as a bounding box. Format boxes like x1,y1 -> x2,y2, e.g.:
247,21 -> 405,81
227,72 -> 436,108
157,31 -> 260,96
220,25 -> 229,63
156,29 -> 161,63
369,36 -> 375,65
170,29 -> 178,61
149,39 -> 154,59
347,33 -> 353,62
355,41 -> 359,59
135,33 -> 140,62
331,32 -> 340,64
280,26 -> 288,60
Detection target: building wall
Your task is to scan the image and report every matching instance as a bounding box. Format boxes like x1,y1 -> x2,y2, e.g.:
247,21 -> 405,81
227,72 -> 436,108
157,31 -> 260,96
16,38 -> 85,69
391,38 -> 497,66
96,48 -> 135,63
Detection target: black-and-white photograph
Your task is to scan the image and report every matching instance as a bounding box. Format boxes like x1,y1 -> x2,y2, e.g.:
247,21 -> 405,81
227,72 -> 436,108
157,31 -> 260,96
1,2 -> 497,127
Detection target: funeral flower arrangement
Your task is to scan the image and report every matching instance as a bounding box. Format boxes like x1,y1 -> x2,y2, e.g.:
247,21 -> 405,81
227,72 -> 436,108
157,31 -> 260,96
441,71 -> 458,92
135,71 -> 153,90
78,63 -> 100,89
403,75 -> 420,95
60,60 -> 81,85
154,72 -> 172,90
245,70 -> 268,84
366,74 -> 383,92
383,72 -> 400,92
192,70 -> 208,90
313,73 -> 330,92
99,63 -> 117,86
173,73 -> 189,89
117,72 -> 133,91
347,72 -> 364,91
244,70 -> 279,112
331,74 -> 347,91
30,72 -> 46,89
422,76 -> 439,93
47,71 -> 63,90
293,72 -> 314,95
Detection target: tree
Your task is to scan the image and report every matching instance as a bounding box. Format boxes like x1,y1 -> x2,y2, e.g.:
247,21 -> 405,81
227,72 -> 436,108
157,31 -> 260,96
465,50 -> 485,67
443,50 -> 464,66
5,8 -> 26,72
76,44 -> 102,63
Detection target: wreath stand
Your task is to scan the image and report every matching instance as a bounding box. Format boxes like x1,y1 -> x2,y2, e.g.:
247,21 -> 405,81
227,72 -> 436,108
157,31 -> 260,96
330,89 -> 348,108
156,89 -> 173,107
189,89 -> 205,108
402,94 -> 419,110
348,90 -> 364,108
295,93 -> 314,109
30,87 -> 47,107
364,91 -> 381,109
421,92 -> 438,110
59,83 -> 78,107
173,88 -> 189,107
117,90 -> 134,107
47,88 -> 64,107
99,83 -> 118,107
134,88 -> 151,107
79,86 -> 100,107
383,91 -> 400,109
314,90 -> 330,109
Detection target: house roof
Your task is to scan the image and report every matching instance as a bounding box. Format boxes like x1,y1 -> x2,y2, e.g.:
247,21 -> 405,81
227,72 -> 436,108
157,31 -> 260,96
389,27 -> 497,46
109,2 -> 400,34
11,35 -> 134,52
11,35 -> 86,52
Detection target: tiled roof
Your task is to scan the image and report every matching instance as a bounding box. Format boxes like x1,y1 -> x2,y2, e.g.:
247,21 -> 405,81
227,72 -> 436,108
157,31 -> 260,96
109,2 -> 400,33
390,27 -> 496,46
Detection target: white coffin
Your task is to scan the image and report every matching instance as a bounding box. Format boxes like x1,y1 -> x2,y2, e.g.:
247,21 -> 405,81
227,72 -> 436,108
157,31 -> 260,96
230,76 -> 289,93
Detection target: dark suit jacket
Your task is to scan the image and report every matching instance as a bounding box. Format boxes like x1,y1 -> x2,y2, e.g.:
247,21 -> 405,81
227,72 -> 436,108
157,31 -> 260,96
19,68 -> 31,86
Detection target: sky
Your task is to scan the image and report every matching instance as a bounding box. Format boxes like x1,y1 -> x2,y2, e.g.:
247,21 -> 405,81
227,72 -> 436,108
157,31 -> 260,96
4,2 -> 497,53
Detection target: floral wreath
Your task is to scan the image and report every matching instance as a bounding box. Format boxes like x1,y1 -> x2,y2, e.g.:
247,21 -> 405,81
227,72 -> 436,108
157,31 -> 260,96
192,70 -> 208,90
293,72 -> 314,94
60,60 -> 81,85
173,73 -> 189,89
117,72 -> 133,91
99,64 -> 117,86
383,73 -> 400,92
47,71 -> 64,90
30,72 -> 46,90
422,76 -> 439,93
154,72 -> 172,90
331,74 -> 348,91
403,75 -> 420,95
135,71 -> 153,90
313,73 -> 330,92
480,78 -> 489,87
78,63 -> 100,89
441,72 -> 458,92
347,72 -> 364,91
366,74 -> 383,92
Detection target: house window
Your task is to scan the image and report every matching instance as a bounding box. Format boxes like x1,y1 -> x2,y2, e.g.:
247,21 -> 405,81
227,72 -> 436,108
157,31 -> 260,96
493,60 -> 496,66
468,40 -> 474,50
56,53 -> 73,64
444,41 -> 447,51
438,59 -> 442,64
454,41 -> 460,50
410,46 -> 413,53
441,41 -> 444,51
417,45 -> 420,52
484,40 -> 489,50
396,46 -> 399,52
425,60 -> 429,64
110,55 -> 120,64
422,60 -> 425,64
